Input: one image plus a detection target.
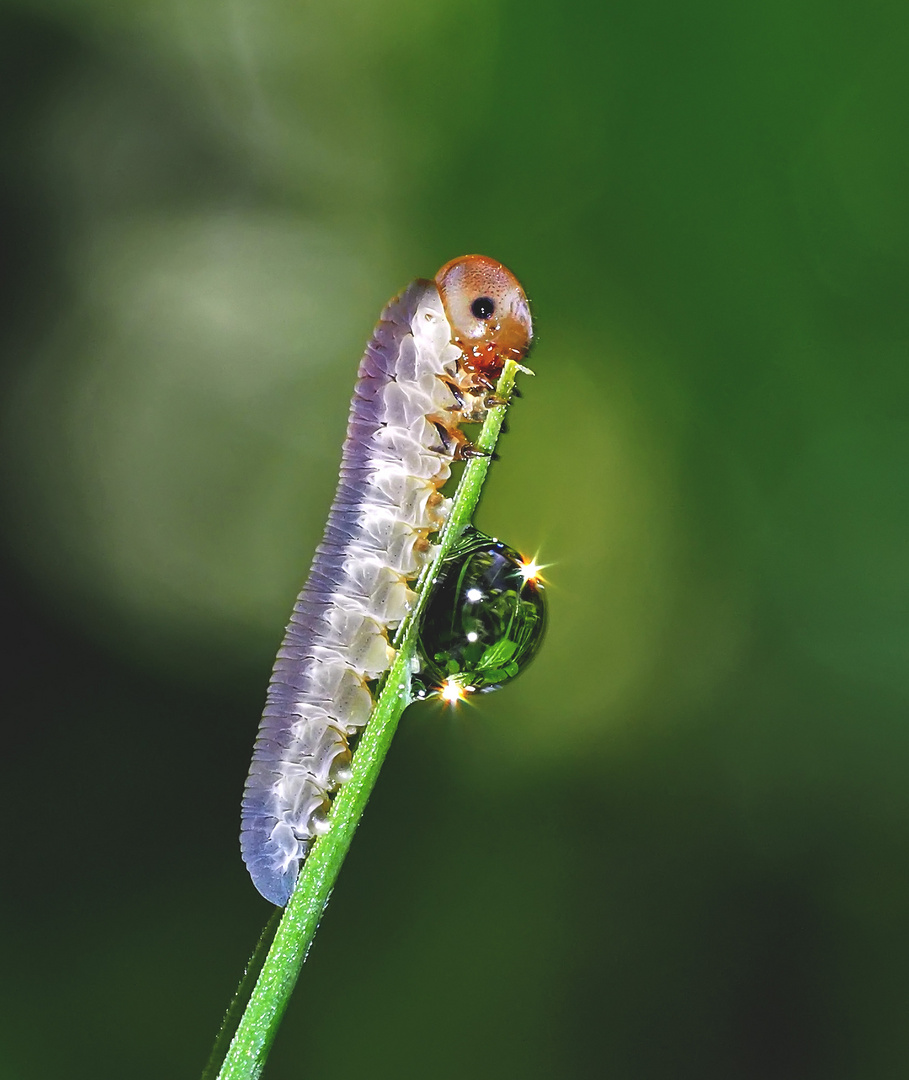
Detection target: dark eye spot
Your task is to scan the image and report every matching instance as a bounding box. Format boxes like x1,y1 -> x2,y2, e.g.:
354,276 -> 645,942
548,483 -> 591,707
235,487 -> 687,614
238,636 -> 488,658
470,296 -> 496,319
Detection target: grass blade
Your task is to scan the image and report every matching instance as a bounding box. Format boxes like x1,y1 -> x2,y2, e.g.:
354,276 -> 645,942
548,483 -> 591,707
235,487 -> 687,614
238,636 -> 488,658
210,358 -> 522,1080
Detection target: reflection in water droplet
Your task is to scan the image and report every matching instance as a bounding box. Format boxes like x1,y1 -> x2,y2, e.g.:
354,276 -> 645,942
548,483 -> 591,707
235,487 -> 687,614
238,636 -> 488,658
415,527 -> 546,698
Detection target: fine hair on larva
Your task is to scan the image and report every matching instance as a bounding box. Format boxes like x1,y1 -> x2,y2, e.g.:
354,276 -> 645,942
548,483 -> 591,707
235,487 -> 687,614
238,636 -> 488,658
241,255 -> 533,906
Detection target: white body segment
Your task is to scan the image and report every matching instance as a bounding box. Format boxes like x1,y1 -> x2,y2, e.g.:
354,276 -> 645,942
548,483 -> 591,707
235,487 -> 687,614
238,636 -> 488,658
241,281 -> 464,906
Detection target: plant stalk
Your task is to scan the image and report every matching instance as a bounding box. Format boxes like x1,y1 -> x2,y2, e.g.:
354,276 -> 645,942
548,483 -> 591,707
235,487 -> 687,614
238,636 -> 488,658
210,358 -> 521,1080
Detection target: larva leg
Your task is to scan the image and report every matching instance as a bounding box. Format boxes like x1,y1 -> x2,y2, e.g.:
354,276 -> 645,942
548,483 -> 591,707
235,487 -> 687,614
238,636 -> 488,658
457,444 -> 497,461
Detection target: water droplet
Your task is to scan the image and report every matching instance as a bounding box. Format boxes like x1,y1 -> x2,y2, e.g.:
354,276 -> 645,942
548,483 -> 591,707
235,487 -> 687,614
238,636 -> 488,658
416,527 -> 546,695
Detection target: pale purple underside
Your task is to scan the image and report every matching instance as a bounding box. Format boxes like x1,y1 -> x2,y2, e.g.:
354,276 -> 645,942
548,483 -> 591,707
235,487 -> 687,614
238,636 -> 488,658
240,279 -> 454,906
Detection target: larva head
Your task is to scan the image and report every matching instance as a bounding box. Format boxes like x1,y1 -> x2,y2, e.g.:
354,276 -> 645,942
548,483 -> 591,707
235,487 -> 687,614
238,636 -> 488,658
435,255 -> 532,380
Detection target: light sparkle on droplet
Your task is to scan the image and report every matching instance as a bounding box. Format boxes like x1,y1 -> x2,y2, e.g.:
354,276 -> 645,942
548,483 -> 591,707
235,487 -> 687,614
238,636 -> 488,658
439,677 -> 469,704
466,631 -> 478,642
519,554 -> 548,585
465,587 -> 483,602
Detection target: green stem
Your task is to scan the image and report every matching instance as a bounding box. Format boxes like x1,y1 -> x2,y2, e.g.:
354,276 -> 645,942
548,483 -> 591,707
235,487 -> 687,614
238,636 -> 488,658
210,359 -> 522,1080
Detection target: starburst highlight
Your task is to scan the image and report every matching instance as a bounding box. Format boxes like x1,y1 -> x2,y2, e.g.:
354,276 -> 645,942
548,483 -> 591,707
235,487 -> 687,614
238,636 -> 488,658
518,554 -> 549,586
438,676 -> 472,705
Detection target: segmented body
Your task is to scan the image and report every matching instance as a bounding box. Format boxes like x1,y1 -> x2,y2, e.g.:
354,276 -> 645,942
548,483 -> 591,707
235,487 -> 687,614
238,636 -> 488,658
241,257 -> 531,906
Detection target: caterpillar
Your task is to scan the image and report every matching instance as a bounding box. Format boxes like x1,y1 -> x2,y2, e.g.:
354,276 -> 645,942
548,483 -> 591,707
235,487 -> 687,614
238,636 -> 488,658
241,255 -> 533,906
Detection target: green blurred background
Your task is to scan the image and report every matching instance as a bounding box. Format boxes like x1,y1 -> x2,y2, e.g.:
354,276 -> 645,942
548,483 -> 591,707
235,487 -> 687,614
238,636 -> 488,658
1,0 -> 908,1076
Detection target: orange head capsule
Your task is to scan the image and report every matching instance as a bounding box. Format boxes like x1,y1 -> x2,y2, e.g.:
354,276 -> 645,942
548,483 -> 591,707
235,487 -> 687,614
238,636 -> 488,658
435,255 -> 532,381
